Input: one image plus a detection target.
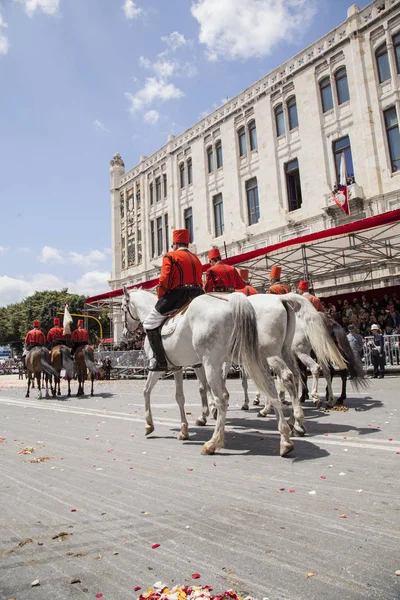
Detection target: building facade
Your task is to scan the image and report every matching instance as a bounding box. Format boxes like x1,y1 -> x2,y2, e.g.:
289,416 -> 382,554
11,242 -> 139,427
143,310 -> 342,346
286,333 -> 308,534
110,0 -> 400,299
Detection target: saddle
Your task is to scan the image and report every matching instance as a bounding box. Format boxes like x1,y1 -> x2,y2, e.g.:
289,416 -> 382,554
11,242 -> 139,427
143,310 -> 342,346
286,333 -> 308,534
161,301 -> 192,337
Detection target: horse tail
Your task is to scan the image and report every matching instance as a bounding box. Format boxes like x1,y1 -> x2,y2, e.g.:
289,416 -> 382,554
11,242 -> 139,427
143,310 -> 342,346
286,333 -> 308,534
83,348 -> 99,376
280,300 -> 300,381
227,294 -> 280,398
40,348 -> 59,378
60,346 -> 75,380
283,293 -> 347,370
329,319 -> 368,391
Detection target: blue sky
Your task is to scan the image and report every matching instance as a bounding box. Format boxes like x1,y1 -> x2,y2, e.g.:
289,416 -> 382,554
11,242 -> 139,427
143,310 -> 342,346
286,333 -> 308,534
0,0 -> 371,306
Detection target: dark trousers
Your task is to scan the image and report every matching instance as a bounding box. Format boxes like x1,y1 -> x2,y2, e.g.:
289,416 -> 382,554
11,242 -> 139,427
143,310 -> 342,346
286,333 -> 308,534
371,352 -> 385,376
155,287 -> 204,316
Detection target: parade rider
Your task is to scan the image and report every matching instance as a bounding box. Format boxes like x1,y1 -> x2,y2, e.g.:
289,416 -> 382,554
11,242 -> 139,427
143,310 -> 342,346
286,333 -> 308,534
142,229 -> 204,372
297,280 -> 324,312
23,320 -> 46,367
267,266 -> 290,294
235,269 -> 258,296
47,317 -> 67,349
205,248 -> 246,293
70,320 -> 89,356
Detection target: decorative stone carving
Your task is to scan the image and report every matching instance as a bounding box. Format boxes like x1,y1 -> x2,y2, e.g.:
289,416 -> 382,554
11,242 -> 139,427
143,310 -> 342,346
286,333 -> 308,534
110,153 -> 125,168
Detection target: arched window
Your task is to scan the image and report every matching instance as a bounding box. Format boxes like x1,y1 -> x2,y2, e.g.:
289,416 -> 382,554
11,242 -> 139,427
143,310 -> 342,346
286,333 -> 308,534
394,32 -> 400,74
179,162 -> 185,188
187,158 -> 193,184
207,146 -> 214,173
216,141 -> 223,168
238,126 -> 247,156
287,97 -> 298,130
335,67 -> 350,105
376,43 -> 391,83
248,120 -> 257,150
275,104 -> 285,137
319,77 -> 333,113
149,182 -> 154,205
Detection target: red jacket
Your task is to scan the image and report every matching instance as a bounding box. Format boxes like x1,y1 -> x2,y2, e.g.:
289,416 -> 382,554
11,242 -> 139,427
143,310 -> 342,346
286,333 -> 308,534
236,285 -> 259,296
47,326 -> 66,343
304,293 -> 324,312
205,262 -> 246,292
157,249 -> 203,299
25,329 -> 46,346
71,328 -> 89,343
268,282 -> 290,295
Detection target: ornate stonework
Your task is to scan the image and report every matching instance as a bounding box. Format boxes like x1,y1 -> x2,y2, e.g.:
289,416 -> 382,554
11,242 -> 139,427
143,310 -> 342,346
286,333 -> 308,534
110,153 -> 125,168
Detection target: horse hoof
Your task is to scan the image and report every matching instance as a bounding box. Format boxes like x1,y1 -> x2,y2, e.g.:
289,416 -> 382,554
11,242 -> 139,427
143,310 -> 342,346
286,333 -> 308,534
336,397 -> 345,405
57,392 -> 61,396
326,401 -> 334,409
91,393 -> 94,397
314,400 -> 322,409
294,425 -> 306,437
25,393 -> 29,398
253,399 -> 260,406
196,417 -> 207,426
241,404 -> 249,411
201,443 -> 216,455
178,432 -> 189,441
145,426 -> 154,436
257,411 -> 267,418
280,441 -> 294,457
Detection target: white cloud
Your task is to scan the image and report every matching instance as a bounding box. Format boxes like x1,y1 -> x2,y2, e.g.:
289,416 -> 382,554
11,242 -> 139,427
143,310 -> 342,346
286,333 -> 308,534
126,77 -> 183,114
38,246 -> 64,264
144,110 -> 160,125
0,246 -> 7,255
122,0 -> 142,20
161,31 -> 187,50
94,119 -> 109,132
15,0 -> 61,17
191,0 -> 318,61
0,270 -> 110,307
0,13 -> 9,55
69,250 -> 107,268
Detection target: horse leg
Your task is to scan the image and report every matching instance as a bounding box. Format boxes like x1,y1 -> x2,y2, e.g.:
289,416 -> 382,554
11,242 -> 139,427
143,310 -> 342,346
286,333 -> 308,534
253,390 -> 261,406
26,375 -> 31,398
258,365 -> 293,457
195,365 -> 210,426
270,357 -> 306,437
143,371 -> 162,435
67,378 -> 71,397
90,374 -> 94,397
297,352 -> 320,408
337,369 -> 348,405
201,361 -> 229,455
241,371 -> 250,411
77,374 -> 83,397
173,370 -> 189,440
45,375 -> 50,399
36,373 -> 42,399
57,375 -> 61,395
324,364 -> 336,408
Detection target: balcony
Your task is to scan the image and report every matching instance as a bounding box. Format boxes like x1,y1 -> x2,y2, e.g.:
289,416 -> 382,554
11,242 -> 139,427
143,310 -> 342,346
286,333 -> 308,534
323,182 -> 366,220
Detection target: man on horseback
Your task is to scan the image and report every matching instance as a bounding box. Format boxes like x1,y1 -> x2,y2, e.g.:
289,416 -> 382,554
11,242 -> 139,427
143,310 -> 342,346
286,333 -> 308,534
47,317 -> 68,349
142,229 -> 204,371
297,280 -> 324,312
205,248 -> 246,293
235,269 -> 258,296
267,266 -> 290,294
23,320 -> 46,368
71,320 -> 89,357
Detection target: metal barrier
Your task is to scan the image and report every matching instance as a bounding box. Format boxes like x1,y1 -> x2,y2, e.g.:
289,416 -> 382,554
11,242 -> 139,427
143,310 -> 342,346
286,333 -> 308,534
94,350 -> 148,378
363,334 -> 400,370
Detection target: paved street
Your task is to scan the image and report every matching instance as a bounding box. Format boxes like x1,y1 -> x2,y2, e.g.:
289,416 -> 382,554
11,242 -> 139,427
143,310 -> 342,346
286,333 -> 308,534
0,374 -> 399,600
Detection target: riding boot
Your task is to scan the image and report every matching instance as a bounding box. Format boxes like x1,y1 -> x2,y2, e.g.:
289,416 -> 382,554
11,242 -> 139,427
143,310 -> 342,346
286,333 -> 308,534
146,328 -> 168,371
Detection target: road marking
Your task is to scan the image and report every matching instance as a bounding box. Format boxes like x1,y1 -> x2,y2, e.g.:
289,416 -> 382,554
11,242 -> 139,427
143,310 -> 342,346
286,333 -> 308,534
0,395 -> 399,453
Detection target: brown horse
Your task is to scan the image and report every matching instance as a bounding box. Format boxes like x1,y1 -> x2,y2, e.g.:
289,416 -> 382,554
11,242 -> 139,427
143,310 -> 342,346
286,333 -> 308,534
74,345 -> 99,396
50,345 -> 75,397
25,347 -> 59,399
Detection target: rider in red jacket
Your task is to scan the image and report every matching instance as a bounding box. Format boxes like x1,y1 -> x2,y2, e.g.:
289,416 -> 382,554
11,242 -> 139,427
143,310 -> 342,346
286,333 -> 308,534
47,317 -> 68,349
267,266 -> 290,295
25,320 -> 46,350
205,248 -> 246,293
71,320 -> 89,356
235,269 -> 259,296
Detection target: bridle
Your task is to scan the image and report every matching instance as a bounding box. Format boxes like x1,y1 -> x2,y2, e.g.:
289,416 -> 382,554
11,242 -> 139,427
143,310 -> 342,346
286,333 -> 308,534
121,295 -> 140,337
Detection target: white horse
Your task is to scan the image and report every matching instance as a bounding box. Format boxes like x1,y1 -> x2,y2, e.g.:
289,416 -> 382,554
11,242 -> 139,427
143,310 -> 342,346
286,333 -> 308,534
121,287 -> 295,457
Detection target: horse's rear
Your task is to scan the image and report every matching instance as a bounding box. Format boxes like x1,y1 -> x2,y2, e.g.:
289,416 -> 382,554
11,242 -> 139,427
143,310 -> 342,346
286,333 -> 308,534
26,347 -> 56,399
75,345 -> 98,397
51,345 -> 74,397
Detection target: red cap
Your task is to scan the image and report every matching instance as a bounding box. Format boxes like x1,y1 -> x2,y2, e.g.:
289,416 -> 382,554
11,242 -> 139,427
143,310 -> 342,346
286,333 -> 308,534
77,319 -> 84,327
238,269 -> 249,281
208,248 -> 221,261
33,320 -> 40,328
172,229 -> 190,244
270,266 -> 281,279
54,317 -> 60,326
298,280 -> 309,291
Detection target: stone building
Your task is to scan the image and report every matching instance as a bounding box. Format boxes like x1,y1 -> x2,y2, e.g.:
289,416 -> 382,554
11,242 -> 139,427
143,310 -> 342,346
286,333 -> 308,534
110,0 -> 400,302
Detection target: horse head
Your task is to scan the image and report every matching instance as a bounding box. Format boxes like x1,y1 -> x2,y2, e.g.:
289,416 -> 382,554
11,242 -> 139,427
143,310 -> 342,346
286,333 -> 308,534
121,286 -> 141,338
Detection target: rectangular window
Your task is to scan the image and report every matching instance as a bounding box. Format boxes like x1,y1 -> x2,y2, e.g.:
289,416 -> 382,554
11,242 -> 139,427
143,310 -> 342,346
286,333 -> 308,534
320,78 -> 334,113
394,33 -> 400,74
333,136 -> 354,181
246,178 -> 260,225
156,176 -> 161,202
238,128 -> 247,156
184,207 -> 194,243
136,186 -> 141,210
164,213 -> 169,248
213,193 -> 224,237
180,163 -> 185,188
156,216 -> 163,256
216,142 -> 223,168
207,147 -> 214,173
376,45 -> 391,83
285,159 -> 303,212
287,98 -> 299,130
163,174 -> 167,198
384,107 -> 400,172
149,182 -> 154,205
187,159 -> 193,184
275,105 -> 285,137
335,68 -> 350,105
150,220 -> 155,257
249,121 -> 258,150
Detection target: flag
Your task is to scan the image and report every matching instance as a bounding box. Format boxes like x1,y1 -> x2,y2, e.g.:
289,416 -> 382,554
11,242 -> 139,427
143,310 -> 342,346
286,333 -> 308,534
331,152 -> 350,216
63,304 -> 73,335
